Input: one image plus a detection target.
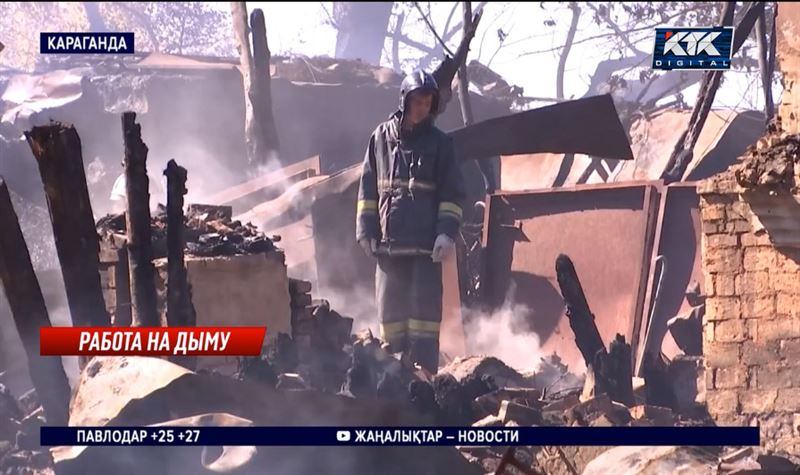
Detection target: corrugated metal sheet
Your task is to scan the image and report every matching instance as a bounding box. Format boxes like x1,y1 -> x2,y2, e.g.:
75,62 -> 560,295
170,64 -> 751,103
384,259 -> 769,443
1,68 -> 86,123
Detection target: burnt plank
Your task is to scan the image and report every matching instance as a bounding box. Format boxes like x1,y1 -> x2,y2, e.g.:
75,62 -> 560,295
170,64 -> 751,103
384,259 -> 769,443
24,123 -> 110,329
0,177 -> 71,425
122,112 -> 160,327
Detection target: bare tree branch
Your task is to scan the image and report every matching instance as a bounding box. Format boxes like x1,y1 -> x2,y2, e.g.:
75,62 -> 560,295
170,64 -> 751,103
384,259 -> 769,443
413,1 -> 487,71
392,10 -> 406,71
320,1 -> 338,29
120,3 -> 161,51
557,3 -> 581,100
413,1 -> 454,57
519,8 -> 694,58
458,1 -> 475,126
442,1 -> 461,43
586,2 -> 645,56
397,33 -> 436,53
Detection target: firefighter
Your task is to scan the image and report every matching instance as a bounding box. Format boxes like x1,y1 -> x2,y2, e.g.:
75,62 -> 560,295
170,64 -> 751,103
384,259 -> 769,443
355,69 -> 466,374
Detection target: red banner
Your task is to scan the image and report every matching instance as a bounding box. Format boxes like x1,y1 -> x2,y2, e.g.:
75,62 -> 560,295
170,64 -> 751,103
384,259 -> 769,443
40,327 -> 266,356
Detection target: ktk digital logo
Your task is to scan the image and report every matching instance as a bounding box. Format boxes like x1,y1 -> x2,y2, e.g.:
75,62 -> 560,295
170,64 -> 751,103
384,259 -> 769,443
652,27 -> 734,71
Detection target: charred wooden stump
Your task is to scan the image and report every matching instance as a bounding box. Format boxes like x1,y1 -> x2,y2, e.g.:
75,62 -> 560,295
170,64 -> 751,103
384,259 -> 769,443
24,123 -> 110,329
0,178 -> 70,425
605,334 -> 635,407
122,112 -> 159,327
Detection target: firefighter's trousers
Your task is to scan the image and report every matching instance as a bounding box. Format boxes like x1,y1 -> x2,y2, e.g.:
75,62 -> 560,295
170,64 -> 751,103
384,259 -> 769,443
375,254 -> 442,373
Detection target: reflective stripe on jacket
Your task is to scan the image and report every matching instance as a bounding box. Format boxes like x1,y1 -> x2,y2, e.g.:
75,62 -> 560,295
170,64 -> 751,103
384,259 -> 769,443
356,111 -> 466,253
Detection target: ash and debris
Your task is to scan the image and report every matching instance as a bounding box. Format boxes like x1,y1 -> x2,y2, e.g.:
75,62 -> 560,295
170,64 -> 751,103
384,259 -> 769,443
733,118 -> 800,192
0,384 -> 54,475
95,203 -> 277,258
220,295 -> 799,474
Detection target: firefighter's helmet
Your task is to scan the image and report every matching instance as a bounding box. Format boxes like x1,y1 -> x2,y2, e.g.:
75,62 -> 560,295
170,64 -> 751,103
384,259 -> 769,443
399,70 -> 439,115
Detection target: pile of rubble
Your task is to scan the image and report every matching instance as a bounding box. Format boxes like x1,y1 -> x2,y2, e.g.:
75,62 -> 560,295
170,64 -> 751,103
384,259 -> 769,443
225,298 -> 753,473
733,118 -> 800,191
0,384 -> 54,475
96,203 -> 277,258
226,311 -> 800,474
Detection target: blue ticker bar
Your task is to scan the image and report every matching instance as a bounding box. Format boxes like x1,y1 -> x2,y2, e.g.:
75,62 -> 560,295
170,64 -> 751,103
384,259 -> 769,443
41,426 -> 760,447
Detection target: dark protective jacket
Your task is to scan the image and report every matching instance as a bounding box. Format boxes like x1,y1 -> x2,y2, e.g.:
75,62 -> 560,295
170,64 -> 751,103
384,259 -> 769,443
356,111 -> 465,255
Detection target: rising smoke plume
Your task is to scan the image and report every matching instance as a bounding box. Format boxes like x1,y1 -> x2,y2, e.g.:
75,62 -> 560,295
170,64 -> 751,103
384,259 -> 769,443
461,290 -> 544,373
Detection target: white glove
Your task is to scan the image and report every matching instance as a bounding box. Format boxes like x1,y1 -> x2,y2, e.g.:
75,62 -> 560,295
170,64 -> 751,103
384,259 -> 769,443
431,234 -> 455,263
358,238 -> 378,257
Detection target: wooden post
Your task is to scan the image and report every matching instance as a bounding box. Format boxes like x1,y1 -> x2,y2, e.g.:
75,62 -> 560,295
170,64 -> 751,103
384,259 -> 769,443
231,3 -> 280,166
0,178 -> 70,426
24,124 -> 110,329
164,160 -> 191,327
164,160 -> 197,369
122,112 -> 159,327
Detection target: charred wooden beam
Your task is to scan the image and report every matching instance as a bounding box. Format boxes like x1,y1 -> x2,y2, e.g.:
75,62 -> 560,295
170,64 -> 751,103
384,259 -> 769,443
555,254 -> 605,365
556,254 -> 634,407
164,159 -> 194,328
0,177 -> 70,426
662,2 -> 770,183
165,159 -> 197,370
122,112 -> 159,327
24,123 -> 110,329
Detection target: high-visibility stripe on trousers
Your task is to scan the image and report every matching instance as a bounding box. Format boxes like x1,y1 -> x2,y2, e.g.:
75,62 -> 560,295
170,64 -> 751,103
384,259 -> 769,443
375,254 -> 442,372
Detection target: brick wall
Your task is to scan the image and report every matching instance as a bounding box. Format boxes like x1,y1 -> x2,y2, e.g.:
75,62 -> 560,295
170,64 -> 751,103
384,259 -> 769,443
698,173 -> 800,456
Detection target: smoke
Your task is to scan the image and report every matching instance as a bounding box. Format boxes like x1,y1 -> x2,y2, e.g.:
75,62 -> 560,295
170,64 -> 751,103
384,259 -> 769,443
323,282 -> 380,336
157,141 -> 242,209
461,285 -> 543,373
